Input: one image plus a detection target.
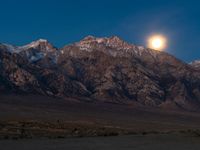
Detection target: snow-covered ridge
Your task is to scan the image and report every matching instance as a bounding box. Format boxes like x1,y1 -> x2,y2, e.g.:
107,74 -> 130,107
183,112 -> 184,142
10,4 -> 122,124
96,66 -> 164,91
76,36 -> 133,50
20,39 -> 48,50
1,36 -> 167,63
74,36 -> 160,58
2,39 -> 49,53
191,60 -> 200,64
190,60 -> 200,68
2,39 -> 57,63
2,44 -> 21,53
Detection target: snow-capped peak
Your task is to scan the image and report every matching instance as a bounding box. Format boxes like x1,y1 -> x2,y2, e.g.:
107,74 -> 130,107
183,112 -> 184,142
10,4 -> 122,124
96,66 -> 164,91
74,36 -> 146,56
2,39 -> 51,53
71,35 -> 165,59
20,39 -> 49,50
80,35 -> 124,44
2,39 -> 57,63
80,36 -> 107,44
76,36 -> 133,50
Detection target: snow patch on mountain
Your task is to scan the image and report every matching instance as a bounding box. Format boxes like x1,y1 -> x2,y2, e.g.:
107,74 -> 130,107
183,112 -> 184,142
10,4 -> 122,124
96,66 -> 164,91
190,60 -> 200,68
30,52 -> 45,62
3,44 -> 22,53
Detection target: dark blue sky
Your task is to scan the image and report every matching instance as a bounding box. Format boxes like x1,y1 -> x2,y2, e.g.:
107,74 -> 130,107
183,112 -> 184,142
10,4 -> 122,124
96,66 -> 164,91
0,0 -> 200,62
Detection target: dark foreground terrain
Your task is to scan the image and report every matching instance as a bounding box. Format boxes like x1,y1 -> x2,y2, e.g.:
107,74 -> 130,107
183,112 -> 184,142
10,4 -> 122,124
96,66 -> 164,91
1,134 -> 200,150
1,95 -> 200,149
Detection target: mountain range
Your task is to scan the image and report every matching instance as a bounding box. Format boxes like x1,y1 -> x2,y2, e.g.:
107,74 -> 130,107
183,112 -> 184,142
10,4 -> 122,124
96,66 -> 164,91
0,36 -> 200,111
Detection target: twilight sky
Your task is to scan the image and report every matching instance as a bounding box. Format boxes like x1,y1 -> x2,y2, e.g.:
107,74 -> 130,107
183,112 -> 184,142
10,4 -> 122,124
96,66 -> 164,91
0,0 -> 200,62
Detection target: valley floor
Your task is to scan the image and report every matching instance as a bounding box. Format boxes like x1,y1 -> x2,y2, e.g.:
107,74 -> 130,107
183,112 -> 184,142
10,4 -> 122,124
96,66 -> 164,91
1,134 -> 200,150
1,95 -> 200,149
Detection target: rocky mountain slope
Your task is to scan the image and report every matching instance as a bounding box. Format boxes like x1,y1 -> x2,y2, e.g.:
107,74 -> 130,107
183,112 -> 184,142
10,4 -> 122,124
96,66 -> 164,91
0,36 -> 200,110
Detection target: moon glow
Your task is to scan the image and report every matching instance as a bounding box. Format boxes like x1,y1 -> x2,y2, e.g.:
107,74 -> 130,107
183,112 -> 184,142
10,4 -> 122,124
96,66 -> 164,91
147,34 -> 167,51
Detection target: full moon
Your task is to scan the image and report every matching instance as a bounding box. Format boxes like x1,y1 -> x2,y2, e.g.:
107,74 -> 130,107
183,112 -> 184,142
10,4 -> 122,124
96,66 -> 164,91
147,34 -> 167,51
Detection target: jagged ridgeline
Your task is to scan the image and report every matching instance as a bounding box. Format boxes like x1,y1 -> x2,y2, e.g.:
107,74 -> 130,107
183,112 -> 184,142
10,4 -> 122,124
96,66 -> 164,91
0,36 -> 200,110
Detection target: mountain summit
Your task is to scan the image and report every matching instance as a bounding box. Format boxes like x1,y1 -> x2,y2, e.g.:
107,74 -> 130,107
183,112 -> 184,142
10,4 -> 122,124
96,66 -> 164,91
0,36 -> 200,111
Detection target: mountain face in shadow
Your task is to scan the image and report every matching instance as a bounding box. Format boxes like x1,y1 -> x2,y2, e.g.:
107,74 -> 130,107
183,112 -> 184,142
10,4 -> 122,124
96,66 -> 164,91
0,36 -> 200,111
